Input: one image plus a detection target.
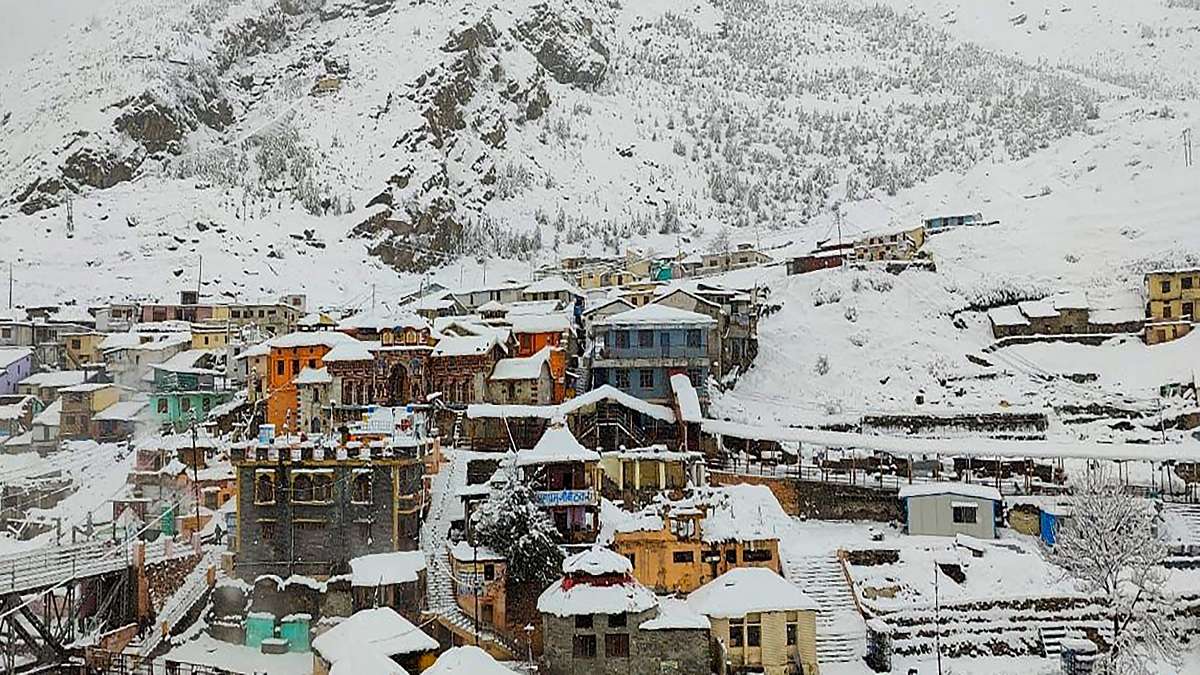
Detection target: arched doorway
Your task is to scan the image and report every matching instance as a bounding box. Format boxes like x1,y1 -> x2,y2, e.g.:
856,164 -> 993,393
387,365 -> 408,406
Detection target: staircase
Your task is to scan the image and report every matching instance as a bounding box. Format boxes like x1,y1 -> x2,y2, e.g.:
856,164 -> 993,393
1040,622 -> 1113,657
451,410 -> 467,451
784,554 -> 865,664
125,547 -> 221,657
421,448 -> 517,658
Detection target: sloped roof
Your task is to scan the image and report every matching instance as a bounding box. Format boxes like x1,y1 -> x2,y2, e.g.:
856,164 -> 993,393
18,370 -> 88,389
468,385 -> 675,423
92,399 -> 148,422
293,367 -> 332,385
562,546 -> 632,576
515,424 -> 600,466
595,304 -> 716,327
687,568 -> 819,617
349,551 -> 427,587
670,374 -> 702,423
491,347 -> 552,381
432,335 -> 500,358
312,607 -> 438,663
509,313 -> 573,335
897,482 -> 1001,502
425,646 -> 519,675
322,340 -> 376,362
523,275 -> 582,297
0,348 -> 32,367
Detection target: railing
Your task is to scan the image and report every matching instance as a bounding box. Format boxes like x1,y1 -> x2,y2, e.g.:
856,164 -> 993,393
0,537 -> 198,594
135,548 -> 220,657
86,650 -> 234,675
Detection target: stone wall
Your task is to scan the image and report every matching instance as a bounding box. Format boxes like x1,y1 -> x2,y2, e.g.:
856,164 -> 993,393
542,609 -> 708,675
709,472 -> 900,522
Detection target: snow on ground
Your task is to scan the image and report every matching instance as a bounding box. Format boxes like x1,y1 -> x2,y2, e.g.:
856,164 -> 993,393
164,633 -> 312,675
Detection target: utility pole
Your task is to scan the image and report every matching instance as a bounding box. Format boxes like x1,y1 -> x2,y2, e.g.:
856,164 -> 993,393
7,263 -> 11,310
197,254 -> 203,301
65,197 -> 75,239
191,414 -> 202,540
934,561 -> 943,675
371,284 -> 376,312
1184,129 -> 1193,168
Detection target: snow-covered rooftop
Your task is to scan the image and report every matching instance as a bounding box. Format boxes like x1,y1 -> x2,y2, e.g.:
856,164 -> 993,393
348,551 -> 427,587
595,303 -> 716,327
92,399 -> 147,422
639,597 -> 711,631
268,331 -> 354,350
491,347 -> 552,381
524,275 -> 582,296
449,541 -> 505,563
329,651 -> 409,675
897,482 -> 1002,502
516,424 -> 601,466
311,607 -> 438,663
431,335 -> 500,358
0,348 -> 32,366
563,546 -> 633,576
468,385 -> 675,423
1016,299 -> 1059,319
1053,291 -> 1088,311
425,646 -> 518,675
670,373 -> 702,423
477,300 -> 508,313
687,568 -> 819,617
338,310 -> 429,332
508,313 -> 573,335
537,571 -> 657,617
293,367 -> 332,386
986,305 -> 1029,327
322,340 -> 376,362
18,370 -> 88,389
31,399 -> 61,426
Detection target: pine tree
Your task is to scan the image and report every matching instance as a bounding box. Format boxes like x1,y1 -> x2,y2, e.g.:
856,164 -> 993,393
472,466 -> 564,586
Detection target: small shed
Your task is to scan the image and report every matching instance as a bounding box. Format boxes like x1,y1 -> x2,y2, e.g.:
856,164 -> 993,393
898,483 -> 1002,539
1039,503 -> 1074,547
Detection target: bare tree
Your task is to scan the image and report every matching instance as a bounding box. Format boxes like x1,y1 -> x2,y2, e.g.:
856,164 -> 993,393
709,225 -> 732,256
1049,466 -> 1181,675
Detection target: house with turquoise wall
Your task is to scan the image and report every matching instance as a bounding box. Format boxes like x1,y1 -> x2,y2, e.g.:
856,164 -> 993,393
149,358 -> 233,430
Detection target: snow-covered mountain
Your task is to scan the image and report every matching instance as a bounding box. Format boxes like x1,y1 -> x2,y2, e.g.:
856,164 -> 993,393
2,0 -> 1200,429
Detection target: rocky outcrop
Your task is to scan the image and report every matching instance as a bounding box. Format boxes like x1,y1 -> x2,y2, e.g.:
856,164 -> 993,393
61,145 -> 145,189
515,2 -> 610,88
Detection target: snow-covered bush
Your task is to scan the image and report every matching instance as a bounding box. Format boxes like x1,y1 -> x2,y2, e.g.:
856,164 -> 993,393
814,354 -> 830,376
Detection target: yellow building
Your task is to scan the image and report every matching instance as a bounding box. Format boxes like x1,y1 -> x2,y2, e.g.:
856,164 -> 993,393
687,567 -> 821,675
62,332 -> 106,368
576,266 -> 637,290
191,322 -> 232,350
853,225 -> 927,262
616,280 -> 664,307
609,485 -> 783,594
1144,268 -> 1199,344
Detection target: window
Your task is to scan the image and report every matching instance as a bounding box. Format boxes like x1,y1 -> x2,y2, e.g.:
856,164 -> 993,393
747,623 -> 761,647
312,472 -> 334,502
638,330 -> 654,348
1186,302 -> 1195,318
1161,280 -> 1172,294
157,399 -> 168,414
575,615 -> 593,630
615,331 -> 629,349
729,618 -> 744,647
254,473 -> 276,504
605,633 -> 629,658
672,550 -> 694,564
352,473 -> 372,503
293,474 -> 314,502
259,520 -> 275,542
615,370 -> 630,389
308,359 -> 317,369
276,361 -> 285,376
1164,305 -> 1173,319
786,622 -> 798,646
483,564 -> 495,581
1157,329 -> 1167,342
608,613 -> 627,628
291,359 -> 300,375
687,369 -> 702,387
1185,277 -> 1195,290
660,332 -> 671,348
701,549 -> 721,563
952,504 -> 978,524
725,549 -> 736,563
180,398 -> 192,412
743,548 -> 773,563
686,330 -> 701,348
572,635 -> 596,658
639,369 -> 654,388
70,339 -> 81,350
355,521 -> 371,542
0,328 -> 9,338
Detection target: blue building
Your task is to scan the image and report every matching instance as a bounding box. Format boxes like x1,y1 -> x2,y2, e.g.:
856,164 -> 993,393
589,304 -> 716,404
924,212 -> 984,234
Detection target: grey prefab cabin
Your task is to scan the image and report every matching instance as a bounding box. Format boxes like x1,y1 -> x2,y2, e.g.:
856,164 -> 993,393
898,483 -> 1002,539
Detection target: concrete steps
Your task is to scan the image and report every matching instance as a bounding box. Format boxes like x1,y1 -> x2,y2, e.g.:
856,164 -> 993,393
784,554 -> 865,664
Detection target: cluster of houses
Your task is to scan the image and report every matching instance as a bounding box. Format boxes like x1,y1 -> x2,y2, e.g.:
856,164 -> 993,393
985,267 -> 1200,347
554,244 -> 774,291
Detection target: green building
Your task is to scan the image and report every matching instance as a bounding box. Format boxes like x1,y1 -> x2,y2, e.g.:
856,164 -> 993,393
149,358 -> 233,430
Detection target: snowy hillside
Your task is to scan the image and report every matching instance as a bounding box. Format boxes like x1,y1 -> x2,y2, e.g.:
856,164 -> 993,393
1,0 -> 1199,432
